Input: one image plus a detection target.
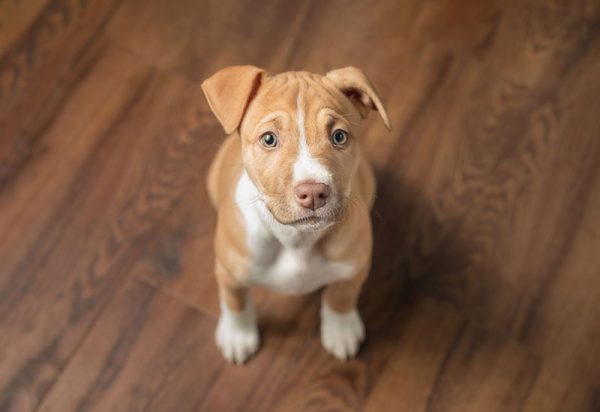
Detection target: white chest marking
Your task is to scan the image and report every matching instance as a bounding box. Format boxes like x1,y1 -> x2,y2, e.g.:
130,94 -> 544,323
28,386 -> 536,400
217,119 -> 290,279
292,93 -> 332,185
235,171 -> 353,294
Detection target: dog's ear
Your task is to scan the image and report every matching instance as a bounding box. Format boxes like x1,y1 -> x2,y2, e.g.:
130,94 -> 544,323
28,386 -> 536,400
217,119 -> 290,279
326,67 -> 391,130
201,65 -> 265,134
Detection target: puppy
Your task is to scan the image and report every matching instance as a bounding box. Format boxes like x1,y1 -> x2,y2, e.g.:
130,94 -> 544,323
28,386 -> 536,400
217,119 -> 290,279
201,66 -> 391,364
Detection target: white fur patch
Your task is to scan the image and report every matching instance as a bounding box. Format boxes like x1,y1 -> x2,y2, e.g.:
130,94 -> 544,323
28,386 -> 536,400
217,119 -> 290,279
320,300 -> 365,360
215,295 -> 259,364
293,94 -> 332,184
235,171 -> 354,294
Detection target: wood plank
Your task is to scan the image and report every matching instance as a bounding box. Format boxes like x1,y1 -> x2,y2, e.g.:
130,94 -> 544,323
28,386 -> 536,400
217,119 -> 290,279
37,279 -> 222,412
126,170 -> 222,318
0,0 -> 50,58
0,0 -> 124,193
410,324 -> 540,412
106,0 -> 315,79
521,163 -> 600,412
0,42 -> 211,410
0,0 -> 123,112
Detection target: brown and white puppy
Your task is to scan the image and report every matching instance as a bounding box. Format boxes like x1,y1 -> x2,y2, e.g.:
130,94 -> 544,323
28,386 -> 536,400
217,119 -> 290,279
202,66 -> 391,364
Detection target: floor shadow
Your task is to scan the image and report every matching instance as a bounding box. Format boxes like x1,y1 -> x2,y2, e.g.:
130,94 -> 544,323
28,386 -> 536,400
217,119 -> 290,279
361,169 -> 473,334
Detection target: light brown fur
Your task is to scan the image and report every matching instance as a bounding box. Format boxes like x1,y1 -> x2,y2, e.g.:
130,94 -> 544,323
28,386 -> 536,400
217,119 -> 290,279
202,65 -> 390,362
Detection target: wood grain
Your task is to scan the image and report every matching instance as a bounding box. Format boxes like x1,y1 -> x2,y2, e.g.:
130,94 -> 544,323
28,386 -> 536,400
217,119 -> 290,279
37,279 -> 222,412
1,0 -> 600,411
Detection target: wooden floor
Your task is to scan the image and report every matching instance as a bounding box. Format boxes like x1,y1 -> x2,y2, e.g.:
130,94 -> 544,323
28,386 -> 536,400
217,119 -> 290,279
1,0 -> 600,411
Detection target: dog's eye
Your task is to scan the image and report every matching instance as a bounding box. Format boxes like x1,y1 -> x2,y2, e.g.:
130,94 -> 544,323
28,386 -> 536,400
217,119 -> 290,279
331,129 -> 348,146
260,132 -> 278,148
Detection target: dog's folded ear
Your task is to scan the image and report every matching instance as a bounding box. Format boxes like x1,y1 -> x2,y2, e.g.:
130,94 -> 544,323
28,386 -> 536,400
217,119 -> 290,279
202,65 -> 265,134
326,67 -> 391,131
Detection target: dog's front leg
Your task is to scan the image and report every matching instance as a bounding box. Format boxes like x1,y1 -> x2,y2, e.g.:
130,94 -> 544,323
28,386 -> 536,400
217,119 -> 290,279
321,271 -> 367,360
214,261 -> 259,364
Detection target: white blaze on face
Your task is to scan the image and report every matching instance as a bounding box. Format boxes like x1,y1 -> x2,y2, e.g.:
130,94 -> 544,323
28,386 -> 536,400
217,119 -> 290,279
293,93 -> 332,185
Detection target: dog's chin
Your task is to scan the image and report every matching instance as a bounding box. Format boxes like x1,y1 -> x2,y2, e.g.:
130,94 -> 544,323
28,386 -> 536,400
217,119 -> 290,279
289,216 -> 335,232
265,202 -> 346,232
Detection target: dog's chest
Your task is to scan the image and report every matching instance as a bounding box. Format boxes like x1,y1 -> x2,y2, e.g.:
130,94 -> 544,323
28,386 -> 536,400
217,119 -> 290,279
247,235 -> 352,294
235,172 -> 354,294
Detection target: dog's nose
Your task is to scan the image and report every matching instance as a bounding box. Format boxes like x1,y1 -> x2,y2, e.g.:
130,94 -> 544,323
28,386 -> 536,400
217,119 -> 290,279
294,182 -> 330,210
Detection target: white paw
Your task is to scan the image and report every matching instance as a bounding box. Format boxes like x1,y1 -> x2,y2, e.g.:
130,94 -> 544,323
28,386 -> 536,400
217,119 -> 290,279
215,299 -> 260,364
320,302 -> 365,360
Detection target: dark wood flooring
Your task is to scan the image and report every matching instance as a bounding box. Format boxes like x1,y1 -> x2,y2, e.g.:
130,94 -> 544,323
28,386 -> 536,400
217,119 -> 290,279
1,0 -> 600,411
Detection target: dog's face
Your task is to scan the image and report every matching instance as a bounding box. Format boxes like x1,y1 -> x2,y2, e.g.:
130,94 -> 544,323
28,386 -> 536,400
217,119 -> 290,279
239,73 -> 363,230
202,66 -> 390,231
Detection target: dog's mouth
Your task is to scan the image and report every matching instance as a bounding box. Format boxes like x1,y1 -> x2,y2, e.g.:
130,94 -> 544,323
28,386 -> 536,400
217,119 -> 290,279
286,216 -> 335,232
269,211 -> 328,226
288,215 -> 321,224
263,200 -> 345,231
286,216 -> 330,230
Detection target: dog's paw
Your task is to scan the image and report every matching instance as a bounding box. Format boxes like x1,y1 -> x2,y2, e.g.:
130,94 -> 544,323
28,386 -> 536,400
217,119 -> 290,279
215,301 -> 260,364
320,302 -> 365,360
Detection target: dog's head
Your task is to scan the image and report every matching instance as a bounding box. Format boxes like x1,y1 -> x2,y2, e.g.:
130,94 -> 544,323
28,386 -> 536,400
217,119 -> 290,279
202,66 -> 391,231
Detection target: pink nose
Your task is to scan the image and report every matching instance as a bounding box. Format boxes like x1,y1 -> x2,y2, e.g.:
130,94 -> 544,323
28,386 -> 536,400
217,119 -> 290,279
294,182 -> 331,210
